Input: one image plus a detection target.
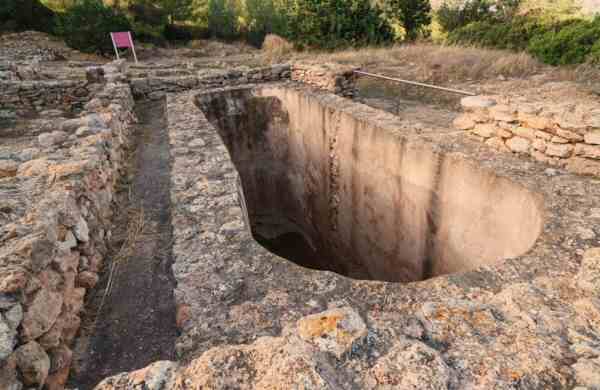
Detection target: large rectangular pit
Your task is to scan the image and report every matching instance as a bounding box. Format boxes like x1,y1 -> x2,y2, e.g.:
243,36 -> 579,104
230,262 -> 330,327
196,85 -> 544,283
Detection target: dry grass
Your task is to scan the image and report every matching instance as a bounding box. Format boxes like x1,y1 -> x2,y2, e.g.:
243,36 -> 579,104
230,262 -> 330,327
96,205 -> 146,317
262,34 -> 294,63
285,43 -> 547,84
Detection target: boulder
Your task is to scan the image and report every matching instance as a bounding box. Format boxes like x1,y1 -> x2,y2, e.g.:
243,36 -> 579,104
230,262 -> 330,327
21,288 -> 63,340
15,341 -> 50,387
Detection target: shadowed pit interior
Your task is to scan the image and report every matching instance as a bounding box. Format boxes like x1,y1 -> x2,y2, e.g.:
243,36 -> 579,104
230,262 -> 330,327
196,86 -> 544,283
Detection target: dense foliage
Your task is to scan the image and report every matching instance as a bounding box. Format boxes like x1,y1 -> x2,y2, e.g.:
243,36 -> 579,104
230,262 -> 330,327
207,0 -> 239,40
438,0 -> 600,65
1,0 -> 56,33
437,0 -> 493,33
283,0 -> 394,49
387,0 -> 432,40
56,0 -> 131,54
528,17 -> 600,65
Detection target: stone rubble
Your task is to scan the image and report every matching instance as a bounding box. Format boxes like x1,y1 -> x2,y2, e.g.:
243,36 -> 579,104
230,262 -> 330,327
454,94 -> 600,177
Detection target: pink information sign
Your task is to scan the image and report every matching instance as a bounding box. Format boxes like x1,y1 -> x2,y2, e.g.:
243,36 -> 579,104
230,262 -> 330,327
110,32 -> 138,63
111,32 -> 133,48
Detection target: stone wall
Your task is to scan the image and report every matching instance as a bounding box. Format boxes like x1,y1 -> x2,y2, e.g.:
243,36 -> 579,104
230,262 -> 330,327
0,62 -> 135,390
454,95 -> 600,177
129,62 -> 358,100
129,65 -> 292,100
0,80 -> 92,112
291,62 -> 358,98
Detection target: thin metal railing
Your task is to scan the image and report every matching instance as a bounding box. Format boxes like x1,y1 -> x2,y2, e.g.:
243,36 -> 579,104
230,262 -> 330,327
354,70 -> 476,96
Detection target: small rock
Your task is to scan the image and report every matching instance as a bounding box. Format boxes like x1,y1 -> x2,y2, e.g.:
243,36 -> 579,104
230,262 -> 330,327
0,316 -> 17,360
48,345 -> 72,373
575,144 -> 600,160
73,216 -> 89,243
297,307 -> 367,358
86,66 -> 105,84
572,358 -> 600,388
76,271 -> 99,289
452,114 -> 476,130
512,126 -> 537,140
15,341 -> 50,386
506,136 -> 531,153
0,160 -> 18,178
58,231 -> 77,251
4,304 -> 23,330
472,123 -> 497,138
566,157 -> 600,177
18,147 -> 40,161
546,143 -> 574,158
585,131 -> 600,145
368,337 -> 453,389
460,96 -> 496,110
38,131 -> 68,147
485,137 -> 509,153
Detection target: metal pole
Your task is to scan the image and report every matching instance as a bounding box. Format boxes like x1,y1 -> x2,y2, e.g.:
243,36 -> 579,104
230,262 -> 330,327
354,70 -> 476,96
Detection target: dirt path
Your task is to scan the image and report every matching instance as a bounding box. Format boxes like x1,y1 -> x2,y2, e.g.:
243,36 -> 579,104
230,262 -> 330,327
72,99 -> 178,389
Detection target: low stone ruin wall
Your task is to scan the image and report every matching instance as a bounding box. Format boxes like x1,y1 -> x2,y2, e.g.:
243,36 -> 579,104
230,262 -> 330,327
0,62 -> 134,390
0,80 -> 92,112
129,62 -> 358,100
291,62 -> 358,98
454,95 -> 600,177
129,65 -> 292,99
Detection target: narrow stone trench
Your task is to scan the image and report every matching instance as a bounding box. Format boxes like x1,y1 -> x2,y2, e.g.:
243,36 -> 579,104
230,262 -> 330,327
70,99 -> 178,389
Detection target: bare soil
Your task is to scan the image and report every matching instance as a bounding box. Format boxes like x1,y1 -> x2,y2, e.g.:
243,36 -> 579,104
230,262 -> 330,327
71,99 -> 178,390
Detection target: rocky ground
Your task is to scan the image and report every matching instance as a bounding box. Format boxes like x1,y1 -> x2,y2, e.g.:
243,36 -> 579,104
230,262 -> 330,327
1,30 -> 600,390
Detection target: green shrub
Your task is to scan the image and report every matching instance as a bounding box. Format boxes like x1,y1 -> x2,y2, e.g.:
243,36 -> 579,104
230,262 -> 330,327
285,0 -> 394,50
244,0 -> 287,48
386,0 -> 432,41
132,22 -> 167,46
589,38 -> 600,64
163,23 -> 193,42
437,0 -> 493,33
528,18 -> 600,65
1,0 -> 56,33
207,0 -> 240,40
56,0 -> 131,54
448,16 -> 549,51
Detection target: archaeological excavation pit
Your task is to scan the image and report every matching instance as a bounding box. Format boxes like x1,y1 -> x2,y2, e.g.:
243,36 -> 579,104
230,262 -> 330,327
196,85 -> 545,283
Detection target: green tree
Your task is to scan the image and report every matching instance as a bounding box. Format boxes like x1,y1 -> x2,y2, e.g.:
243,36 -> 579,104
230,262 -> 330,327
159,0 -> 193,24
207,0 -> 239,40
285,0 -> 394,49
56,0 -> 131,54
387,0 -> 432,40
244,0 -> 287,46
437,0 -> 492,33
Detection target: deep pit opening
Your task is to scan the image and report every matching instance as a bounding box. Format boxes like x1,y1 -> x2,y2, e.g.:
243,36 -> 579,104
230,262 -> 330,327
196,86 -> 544,283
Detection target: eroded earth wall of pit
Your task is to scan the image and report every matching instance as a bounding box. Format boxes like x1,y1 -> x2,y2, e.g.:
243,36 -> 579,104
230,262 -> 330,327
198,86 -> 544,282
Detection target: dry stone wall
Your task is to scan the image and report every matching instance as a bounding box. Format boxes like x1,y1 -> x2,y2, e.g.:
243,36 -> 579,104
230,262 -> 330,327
129,62 -> 358,100
0,61 -> 134,390
129,65 -> 292,99
291,62 -> 358,98
454,95 -> 600,177
0,80 -> 92,112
